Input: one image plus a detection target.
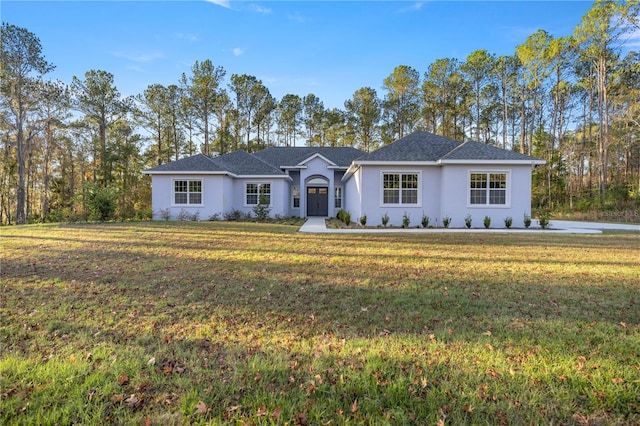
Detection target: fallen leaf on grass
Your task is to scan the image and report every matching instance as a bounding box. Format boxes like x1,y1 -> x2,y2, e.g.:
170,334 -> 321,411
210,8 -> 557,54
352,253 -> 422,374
195,400 -> 209,414
118,374 -> 129,385
147,357 -> 156,366
272,407 -> 282,419
125,394 -> 139,407
612,377 -> 625,384
110,394 -> 124,403
351,399 -> 358,413
256,405 -> 267,416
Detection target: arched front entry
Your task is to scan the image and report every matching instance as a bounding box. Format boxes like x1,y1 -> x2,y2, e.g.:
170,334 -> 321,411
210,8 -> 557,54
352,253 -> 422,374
306,176 -> 329,217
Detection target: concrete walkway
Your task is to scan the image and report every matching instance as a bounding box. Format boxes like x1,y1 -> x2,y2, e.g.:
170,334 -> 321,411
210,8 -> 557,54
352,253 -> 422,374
299,217 -> 639,234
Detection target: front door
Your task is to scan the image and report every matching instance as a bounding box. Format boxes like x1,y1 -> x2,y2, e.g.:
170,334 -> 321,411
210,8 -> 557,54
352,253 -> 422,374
307,187 -> 328,216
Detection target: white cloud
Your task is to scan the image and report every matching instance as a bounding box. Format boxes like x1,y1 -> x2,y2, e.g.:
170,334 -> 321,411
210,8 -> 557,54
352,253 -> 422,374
111,51 -> 165,63
398,2 -> 424,13
288,12 -> 305,24
204,0 -> 232,9
248,4 -> 271,14
173,32 -> 199,43
623,27 -> 640,49
233,48 -> 244,56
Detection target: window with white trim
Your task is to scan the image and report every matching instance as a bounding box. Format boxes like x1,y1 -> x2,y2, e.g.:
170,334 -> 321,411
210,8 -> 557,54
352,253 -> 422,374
469,172 -> 508,206
173,179 -> 202,205
334,186 -> 342,209
382,173 -> 419,205
246,183 -> 271,205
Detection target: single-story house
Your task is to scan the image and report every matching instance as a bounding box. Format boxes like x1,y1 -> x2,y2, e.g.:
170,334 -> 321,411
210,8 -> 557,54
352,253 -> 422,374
144,131 -> 545,228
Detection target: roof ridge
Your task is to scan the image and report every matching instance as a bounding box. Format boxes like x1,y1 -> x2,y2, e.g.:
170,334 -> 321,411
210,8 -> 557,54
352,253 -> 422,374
248,151 -> 286,173
440,139 -> 468,159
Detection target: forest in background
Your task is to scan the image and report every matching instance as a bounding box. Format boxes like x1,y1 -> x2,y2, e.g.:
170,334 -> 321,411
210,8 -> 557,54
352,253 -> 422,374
1,0 -> 639,225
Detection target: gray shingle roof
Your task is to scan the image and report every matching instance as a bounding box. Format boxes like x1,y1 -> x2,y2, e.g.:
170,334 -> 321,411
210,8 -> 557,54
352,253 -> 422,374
358,131 -> 543,163
441,140 -> 542,161
144,151 -> 285,176
254,146 -> 365,168
359,131 -> 460,162
145,132 -> 544,175
144,154 -> 225,173
213,150 -> 285,175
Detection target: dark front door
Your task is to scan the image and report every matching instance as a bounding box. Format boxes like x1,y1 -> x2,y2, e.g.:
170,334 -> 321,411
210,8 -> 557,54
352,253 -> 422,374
307,187 -> 328,216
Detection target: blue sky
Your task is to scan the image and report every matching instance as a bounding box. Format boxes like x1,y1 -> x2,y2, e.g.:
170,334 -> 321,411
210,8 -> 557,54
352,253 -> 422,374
2,1 -> 626,110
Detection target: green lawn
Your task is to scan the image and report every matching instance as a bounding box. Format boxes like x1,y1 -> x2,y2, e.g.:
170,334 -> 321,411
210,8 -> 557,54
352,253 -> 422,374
1,222 -> 639,425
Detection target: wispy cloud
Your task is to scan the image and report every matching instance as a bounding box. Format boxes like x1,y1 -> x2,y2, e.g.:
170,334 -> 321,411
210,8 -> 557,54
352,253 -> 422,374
204,0 -> 232,9
622,27 -> 640,49
288,12 -> 305,24
173,32 -> 199,43
397,2 -> 424,13
233,47 -> 244,56
112,50 -> 165,63
248,3 -> 271,14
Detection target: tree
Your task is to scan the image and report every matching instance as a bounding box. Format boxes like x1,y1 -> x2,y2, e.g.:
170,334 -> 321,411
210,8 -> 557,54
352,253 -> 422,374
344,87 -> 381,152
302,94 -> 324,146
71,70 -> 128,186
423,58 -> 468,138
277,94 -> 302,146
136,84 -> 171,166
573,0 -> 638,201
37,80 -> 71,219
180,59 -> 226,155
230,74 -> 270,152
0,23 -> 55,224
462,49 -> 496,141
516,29 -> 553,155
382,65 -> 421,140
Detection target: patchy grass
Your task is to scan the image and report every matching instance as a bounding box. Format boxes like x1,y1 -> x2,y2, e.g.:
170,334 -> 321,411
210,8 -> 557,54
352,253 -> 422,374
1,221 -> 639,425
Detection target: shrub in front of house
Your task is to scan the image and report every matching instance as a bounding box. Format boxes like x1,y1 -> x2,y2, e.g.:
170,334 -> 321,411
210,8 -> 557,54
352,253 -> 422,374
402,212 -> 410,228
442,216 -> 451,228
484,216 -> 491,229
465,214 -> 473,228
421,214 -> 430,228
504,216 -> 513,229
524,214 -> 532,228
359,214 -> 367,226
538,214 -> 551,229
381,213 -> 389,227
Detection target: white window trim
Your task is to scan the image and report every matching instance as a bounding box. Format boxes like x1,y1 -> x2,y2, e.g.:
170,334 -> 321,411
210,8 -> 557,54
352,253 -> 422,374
467,170 -> 511,208
334,186 -> 343,209
292,185 -> 300,209
379,171 -> 422,207
171,178 -> 203,207
244,181 -> 272,207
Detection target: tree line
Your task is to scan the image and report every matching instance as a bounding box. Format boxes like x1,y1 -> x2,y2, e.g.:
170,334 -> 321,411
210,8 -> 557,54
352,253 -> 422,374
1,0 -> 638,225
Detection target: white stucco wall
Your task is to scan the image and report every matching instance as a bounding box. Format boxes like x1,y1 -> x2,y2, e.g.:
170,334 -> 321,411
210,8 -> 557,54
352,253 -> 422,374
440,165 -> 534,228
357,165 -> 442,227
150,174 -> 231,220
343,168 -> 362,221
230,178 -> 290,218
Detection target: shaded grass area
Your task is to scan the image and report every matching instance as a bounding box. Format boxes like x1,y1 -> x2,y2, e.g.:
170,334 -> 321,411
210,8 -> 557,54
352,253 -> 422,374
1,221 -> 639,424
